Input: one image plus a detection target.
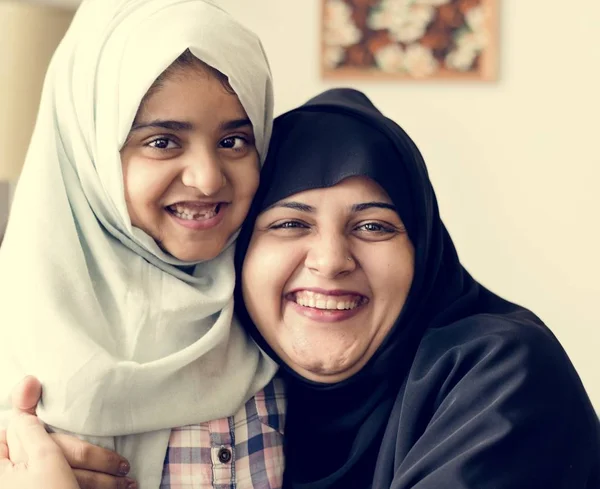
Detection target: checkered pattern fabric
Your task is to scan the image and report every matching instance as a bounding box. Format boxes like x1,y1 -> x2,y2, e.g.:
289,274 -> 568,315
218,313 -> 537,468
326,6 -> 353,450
160,376 -> 286,489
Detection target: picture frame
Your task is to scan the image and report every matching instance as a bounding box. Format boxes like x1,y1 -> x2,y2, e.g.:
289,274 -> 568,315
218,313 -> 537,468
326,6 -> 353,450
321,0 -> 499,81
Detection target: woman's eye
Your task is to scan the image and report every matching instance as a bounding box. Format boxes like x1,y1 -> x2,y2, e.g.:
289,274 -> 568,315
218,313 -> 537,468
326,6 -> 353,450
270,220 -> 308,230
147,137 -> 178,150
356,222 -> 396,234
220,136 -> 248,151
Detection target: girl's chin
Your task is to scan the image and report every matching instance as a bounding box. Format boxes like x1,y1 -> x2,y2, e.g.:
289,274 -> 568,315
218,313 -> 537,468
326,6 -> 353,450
162,241 -> 225,262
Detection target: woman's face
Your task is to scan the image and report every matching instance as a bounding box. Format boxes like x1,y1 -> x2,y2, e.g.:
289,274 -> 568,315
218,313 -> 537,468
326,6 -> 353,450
242,176 -> 415,383
120,65 -> 259,262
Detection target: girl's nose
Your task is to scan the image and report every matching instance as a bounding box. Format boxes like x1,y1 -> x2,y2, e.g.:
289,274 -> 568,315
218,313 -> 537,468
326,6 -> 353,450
181,149 -> 226,196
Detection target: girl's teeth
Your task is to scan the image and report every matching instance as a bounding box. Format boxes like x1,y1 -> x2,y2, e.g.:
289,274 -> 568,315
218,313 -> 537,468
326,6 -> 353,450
170,204 -> 218,221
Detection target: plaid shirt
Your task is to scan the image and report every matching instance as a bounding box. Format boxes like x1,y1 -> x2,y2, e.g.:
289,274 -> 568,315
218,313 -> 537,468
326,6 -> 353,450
160,376 -> 286,489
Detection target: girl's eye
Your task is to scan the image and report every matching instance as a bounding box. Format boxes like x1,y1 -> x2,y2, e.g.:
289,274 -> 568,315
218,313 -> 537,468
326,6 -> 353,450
220,136 -> 249,151
147,137 -> 178,150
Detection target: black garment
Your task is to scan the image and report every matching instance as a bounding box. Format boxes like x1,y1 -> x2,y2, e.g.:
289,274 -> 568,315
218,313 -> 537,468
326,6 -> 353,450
234,88 -> 600,489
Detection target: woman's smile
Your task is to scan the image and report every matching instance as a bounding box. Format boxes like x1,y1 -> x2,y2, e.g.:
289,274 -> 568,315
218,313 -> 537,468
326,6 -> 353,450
285,288 -> 369,323
242,176 -> 414,383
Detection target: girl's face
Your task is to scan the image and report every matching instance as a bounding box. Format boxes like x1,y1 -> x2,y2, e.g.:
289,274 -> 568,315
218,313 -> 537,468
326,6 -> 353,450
120,66 -> 259,262
242,176 -> 415,383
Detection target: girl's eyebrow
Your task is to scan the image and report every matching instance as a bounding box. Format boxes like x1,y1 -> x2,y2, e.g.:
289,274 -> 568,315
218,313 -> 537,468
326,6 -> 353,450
130,119 -> 193,132
220,118 -> 252,131
267,201 -> 396,213
129,117 -> 251,133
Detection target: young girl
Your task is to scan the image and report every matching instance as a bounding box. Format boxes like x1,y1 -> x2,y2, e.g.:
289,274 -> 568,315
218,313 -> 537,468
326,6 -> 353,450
0,0 -> 283,487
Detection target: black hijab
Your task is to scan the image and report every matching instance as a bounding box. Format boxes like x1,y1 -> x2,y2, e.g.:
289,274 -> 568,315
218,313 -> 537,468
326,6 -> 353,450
234,89 -> 600,489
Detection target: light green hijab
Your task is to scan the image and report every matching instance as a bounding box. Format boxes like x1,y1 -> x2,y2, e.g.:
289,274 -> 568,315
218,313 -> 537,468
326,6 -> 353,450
0,0 -> 276,486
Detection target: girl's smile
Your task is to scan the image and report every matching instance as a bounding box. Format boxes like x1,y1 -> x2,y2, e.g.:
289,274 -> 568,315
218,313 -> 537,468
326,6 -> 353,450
120,60 -> 259,262
166,201 -> 228,230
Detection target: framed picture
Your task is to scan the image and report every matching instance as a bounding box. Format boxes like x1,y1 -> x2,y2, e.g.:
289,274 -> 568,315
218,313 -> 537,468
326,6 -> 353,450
321,0 -> 499,81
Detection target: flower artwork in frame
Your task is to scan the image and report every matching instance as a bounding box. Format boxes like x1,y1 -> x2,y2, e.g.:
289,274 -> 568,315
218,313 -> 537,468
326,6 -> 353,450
321,0 -> 499,81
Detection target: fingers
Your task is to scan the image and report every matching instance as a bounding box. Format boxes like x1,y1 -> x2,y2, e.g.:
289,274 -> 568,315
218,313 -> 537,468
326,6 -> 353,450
74,469 -> 137,489
11,376 -> 42,416
12,413 -> 81,489
0,429 -> 8,460
13,413 -> 64,464
0,428 -> 12,475
51,433 -> 131,477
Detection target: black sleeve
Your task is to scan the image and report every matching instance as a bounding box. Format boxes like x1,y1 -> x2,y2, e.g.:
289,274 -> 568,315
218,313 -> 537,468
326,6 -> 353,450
382,318 -> 600,489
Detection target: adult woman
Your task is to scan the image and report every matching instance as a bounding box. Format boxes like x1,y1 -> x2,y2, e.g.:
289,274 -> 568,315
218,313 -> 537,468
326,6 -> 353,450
0,0 -> 282,487
234,88 -> 600,488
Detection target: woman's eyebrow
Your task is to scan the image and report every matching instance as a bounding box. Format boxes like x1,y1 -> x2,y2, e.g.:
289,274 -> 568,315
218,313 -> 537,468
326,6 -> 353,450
130,119 -> 193,132
267,201 -> 396,213
352,202 -> 397,212
269,201 -> 315,212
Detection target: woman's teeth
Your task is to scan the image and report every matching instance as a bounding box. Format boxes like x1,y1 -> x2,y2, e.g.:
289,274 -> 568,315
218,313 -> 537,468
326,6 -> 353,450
293,291 -> 364,311
169,203 -> 220,221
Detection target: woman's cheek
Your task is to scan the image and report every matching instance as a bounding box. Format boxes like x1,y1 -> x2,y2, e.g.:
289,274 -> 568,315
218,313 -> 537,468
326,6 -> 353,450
259,244 -> 291,297
246,238 -> 299,315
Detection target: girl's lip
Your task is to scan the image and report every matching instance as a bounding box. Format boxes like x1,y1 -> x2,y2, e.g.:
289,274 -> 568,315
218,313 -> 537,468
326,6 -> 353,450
167,200 -> 227,208
286,298 -> 366,323
166,203 -> 228,230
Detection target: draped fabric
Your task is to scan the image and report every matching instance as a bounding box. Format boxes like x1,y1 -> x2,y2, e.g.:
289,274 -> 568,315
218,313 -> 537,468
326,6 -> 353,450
0,1 -> 277,487
234,88 -> 600,489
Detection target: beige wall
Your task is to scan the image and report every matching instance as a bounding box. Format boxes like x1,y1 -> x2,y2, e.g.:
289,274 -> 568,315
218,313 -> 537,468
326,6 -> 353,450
19,0 -> 82,8
2,0 -> 598,406
219,0 -> 600,407
0,1 -> 73,232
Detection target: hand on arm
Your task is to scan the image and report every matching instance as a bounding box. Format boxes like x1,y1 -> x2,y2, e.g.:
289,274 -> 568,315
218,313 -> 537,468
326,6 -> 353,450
7,376 -> 137,489
0,411 -> 80,489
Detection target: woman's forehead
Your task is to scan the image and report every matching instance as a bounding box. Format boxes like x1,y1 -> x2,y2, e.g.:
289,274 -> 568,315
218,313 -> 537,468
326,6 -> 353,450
270,176 -> 394,208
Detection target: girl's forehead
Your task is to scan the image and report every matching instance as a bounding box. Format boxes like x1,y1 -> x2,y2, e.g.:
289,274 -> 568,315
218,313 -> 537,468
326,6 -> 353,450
130,66 -> 247,131
138,53 -> 235,107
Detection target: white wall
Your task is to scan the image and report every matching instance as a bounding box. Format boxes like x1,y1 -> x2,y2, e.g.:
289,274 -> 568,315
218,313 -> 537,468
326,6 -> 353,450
219,0 -> 600,407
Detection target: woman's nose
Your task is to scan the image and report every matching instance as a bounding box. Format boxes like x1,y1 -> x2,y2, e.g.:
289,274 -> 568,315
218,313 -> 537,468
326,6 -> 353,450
180,149 -> 226,196
305,233 -> 356,278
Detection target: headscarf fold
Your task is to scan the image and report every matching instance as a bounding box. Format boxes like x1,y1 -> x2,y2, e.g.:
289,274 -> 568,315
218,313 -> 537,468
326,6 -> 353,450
0,0 -> 277,487
234,88 -> 600,489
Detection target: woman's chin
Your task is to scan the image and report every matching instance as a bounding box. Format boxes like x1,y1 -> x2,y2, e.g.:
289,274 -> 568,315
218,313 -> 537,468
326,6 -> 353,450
285,347 -> 366,383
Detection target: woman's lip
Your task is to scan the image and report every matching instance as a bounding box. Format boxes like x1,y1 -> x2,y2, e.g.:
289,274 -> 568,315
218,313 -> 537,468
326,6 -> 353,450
286,298 -> 366,323
286,287 -> 366,298
166,203 -> 228,230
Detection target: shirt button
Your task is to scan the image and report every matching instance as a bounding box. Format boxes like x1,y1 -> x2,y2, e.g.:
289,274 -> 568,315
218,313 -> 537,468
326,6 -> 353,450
218,447 -> 232,464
